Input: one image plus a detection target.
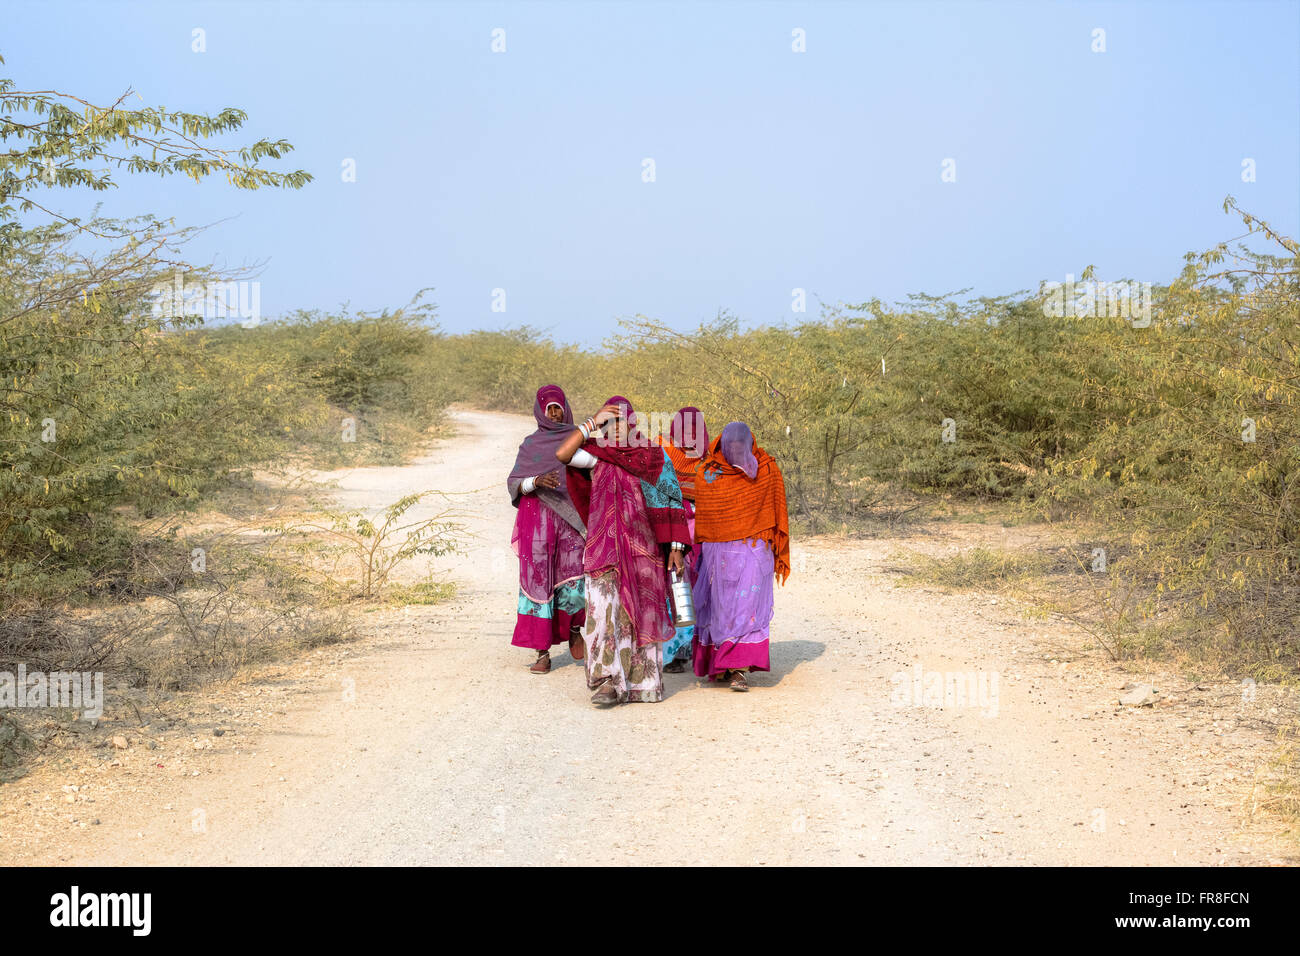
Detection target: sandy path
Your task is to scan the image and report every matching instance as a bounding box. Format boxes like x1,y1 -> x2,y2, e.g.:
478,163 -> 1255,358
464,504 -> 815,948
2,408 -> 1293,866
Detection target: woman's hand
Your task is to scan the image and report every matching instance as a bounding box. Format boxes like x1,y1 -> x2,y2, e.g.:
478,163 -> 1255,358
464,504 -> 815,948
535,471 -> 561,490
666,550 -> 685,575
591,403 -> 621,427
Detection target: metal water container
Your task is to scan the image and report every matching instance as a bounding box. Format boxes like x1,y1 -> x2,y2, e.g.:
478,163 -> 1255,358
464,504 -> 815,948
669,568 -> 696,628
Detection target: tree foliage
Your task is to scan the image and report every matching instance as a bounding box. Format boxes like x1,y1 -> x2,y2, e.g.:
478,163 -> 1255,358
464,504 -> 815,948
0,56 -> 311,606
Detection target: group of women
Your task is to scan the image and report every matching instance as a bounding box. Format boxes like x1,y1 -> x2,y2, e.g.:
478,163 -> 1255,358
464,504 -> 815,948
507,385 -> 790,706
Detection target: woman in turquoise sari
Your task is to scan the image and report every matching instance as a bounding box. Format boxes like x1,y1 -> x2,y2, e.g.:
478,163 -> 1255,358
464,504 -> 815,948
656,407 -> 709,672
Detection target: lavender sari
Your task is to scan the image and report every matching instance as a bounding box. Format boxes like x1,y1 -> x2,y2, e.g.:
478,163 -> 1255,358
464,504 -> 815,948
691,422 -> 774,678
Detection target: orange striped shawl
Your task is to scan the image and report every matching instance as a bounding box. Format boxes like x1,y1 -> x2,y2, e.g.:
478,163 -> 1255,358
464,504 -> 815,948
692,435 -> 791,584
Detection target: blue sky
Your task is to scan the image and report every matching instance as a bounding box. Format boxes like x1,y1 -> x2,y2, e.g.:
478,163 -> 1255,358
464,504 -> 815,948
6,0 -> 1298,338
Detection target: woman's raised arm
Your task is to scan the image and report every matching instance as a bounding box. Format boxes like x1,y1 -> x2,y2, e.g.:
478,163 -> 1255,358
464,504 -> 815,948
557,404 -> 618,463
555,426 -> 585,463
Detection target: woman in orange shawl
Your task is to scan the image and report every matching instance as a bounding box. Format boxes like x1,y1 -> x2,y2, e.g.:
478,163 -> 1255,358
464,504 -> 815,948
690,421 -> 791,690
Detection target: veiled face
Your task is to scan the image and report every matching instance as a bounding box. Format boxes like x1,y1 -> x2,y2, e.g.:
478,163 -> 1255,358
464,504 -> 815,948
672,408 -> 707,457
597,411 -> 631,445
609,417 -> 629,444
544,403 -> 564,423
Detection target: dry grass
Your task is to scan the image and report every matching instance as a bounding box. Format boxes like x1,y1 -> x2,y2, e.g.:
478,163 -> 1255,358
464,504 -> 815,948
1243,721 -> 1300,846
899,545 -> 1054,594
0,471 -> 460,777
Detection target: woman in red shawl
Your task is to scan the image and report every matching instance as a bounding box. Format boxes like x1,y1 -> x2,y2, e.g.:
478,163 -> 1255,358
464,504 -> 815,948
556,397 -> 691,705
507,385 -> 588,674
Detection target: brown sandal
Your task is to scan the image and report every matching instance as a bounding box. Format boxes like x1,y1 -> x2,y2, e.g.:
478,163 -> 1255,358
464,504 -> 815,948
529,651 -> 551,674
568,627 -> 586,661
590,682 -> 619,705
729,669 -> 749,692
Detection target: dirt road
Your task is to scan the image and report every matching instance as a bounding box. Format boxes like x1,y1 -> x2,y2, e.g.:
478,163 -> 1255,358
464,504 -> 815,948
2,408 -> 1293,865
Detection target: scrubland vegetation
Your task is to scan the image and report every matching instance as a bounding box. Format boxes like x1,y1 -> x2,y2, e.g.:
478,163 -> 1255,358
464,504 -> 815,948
1,59 -> 1295,778
420,203 -> 1297,683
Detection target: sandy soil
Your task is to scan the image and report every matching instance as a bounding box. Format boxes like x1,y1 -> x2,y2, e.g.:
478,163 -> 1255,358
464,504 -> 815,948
1,407 -> 1295,866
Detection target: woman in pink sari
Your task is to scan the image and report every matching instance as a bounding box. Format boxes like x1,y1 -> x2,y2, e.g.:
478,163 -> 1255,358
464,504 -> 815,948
556,397 -> 691,705
507,385 -> 588,674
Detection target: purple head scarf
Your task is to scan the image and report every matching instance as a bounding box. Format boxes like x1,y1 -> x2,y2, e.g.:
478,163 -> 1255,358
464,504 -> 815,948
583,394 -> 667,484
508,385 -> 584,532
719,421 -> 759,479
604,395 -> 635,434
669,406 -> 709,458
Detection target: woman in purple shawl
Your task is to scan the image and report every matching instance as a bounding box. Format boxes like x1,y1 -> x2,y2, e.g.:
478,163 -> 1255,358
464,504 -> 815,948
556,396 -> 691,705
690,421 -> 782,691
508,385 -> 588,674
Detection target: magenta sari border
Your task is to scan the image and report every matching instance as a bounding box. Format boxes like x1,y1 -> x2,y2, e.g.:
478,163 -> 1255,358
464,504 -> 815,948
511,607 -> 586,650
692,638 -> 770,678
